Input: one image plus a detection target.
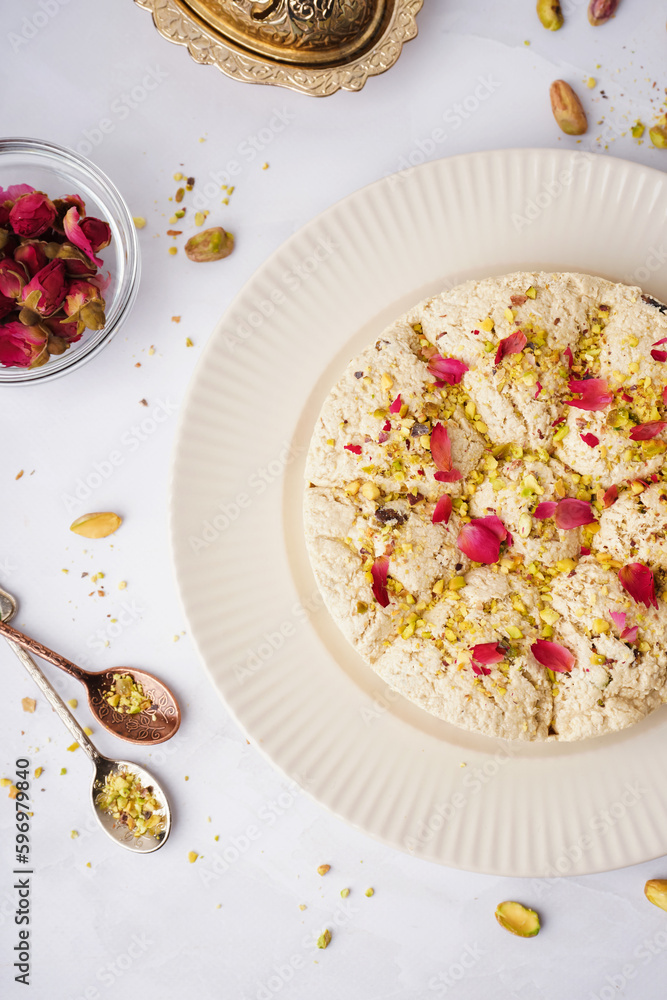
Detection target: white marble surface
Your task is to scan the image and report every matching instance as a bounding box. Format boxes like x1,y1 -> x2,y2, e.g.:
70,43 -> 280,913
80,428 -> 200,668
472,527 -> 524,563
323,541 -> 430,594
2,1 -> 667,997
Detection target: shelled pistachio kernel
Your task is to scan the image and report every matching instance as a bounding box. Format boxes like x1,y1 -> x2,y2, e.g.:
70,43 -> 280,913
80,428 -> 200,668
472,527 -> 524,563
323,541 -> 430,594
495,901 -> 540,937
645,880 -> 667,911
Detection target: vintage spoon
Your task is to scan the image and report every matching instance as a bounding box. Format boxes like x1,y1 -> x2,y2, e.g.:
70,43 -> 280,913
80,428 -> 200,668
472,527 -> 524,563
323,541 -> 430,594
0,587 -> 171,853
0,605 -> 180,746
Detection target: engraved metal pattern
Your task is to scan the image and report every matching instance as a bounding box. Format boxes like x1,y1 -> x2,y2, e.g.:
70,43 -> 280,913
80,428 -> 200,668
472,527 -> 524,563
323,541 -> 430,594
135,0 -> 422,96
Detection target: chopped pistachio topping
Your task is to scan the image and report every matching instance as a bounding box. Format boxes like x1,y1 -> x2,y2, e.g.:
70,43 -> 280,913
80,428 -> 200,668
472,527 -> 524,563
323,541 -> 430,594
95,769 -> 166,840
103,673 -> 152,715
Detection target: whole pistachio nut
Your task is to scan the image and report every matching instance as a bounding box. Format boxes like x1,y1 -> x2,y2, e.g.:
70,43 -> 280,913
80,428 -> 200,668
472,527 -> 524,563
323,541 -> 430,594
70,512 -> 122,539
645,879 -> 667,911
185,227 -> 234,263
550,80 -> 588,136
495,900 -> 541,937
536,0 -> 563,30
649,125 -> 667,149
588,0 -> 620,25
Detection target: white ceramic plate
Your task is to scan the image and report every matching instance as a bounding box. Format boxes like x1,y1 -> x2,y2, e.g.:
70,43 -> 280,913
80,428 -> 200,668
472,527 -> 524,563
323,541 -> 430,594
170,149 -> 667,876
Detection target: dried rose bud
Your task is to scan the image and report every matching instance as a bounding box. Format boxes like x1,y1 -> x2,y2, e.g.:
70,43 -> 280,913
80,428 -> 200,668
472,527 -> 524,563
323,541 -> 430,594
43,313 -> 84,344
46,330 -> 69,355
53,194 -> 86,230
0,183 -> 35,206
0,320 -> 49,368
62,279 -> 106,330
63,207 -> 103,265
14,241 -> 49,278
185,227 -> 234,263
9,191 -> 57,238
79,217 -> 111,254
54,242 -> 97,277
0,258 -> 28,299
0,290 -> 14,321
21,260 -> 67,318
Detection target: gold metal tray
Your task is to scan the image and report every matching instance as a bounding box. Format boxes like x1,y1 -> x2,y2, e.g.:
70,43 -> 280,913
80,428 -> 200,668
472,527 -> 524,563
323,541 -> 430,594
135,0 -> 423,96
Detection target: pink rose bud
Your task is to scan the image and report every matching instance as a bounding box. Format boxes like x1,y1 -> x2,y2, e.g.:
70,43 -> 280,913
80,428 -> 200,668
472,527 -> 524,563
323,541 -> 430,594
43,313 -> 84,345
53,194 -> 87,229
63,207 -> 103,266
55,242 -> 97,277
21,259 -> 67,318
0,319 -> 48,368
0,290 -> 14,321
0,258 -> 28,299
62,279 -> 106,330
79,217 -> 111,254
0,183 -> 35,205
8,191 -> 57,239
14,241 -> 49,278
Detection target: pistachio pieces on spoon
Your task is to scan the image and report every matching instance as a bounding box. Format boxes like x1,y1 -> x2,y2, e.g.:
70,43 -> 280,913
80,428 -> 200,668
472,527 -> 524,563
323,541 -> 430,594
495,901 -> 541,937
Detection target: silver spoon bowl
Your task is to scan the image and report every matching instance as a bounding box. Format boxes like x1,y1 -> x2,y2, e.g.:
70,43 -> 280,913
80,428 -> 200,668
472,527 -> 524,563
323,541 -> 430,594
0,586 -> 171,853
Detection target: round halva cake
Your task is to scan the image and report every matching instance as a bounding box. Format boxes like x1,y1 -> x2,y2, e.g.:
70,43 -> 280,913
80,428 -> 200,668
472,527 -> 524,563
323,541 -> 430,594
303,271 -> 667,741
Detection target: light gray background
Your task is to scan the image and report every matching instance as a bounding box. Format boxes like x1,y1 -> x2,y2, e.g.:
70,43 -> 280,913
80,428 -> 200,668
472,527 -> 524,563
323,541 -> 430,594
1,1 -> 667,997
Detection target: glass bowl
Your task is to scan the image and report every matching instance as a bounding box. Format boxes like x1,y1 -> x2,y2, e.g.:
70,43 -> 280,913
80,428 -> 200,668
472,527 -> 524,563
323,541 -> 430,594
0,137 -> 140,383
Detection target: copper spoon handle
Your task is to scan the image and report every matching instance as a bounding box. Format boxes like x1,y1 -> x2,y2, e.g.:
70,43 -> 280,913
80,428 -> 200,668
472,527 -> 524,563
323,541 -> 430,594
3,634 -> 100,764
0,619 -> 88,683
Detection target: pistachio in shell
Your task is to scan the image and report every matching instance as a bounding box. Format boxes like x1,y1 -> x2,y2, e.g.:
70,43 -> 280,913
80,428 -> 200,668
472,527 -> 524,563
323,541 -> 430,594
550,80 -> 588,136
536,0 -> 564,30
495,900 -> 541,937
70,512 -> 122,539
184,227 -> 234,263
645,879 -> 667,911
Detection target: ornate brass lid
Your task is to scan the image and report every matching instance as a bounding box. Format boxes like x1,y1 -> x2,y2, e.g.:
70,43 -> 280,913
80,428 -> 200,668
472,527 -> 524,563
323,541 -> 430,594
135,0 -> 423,96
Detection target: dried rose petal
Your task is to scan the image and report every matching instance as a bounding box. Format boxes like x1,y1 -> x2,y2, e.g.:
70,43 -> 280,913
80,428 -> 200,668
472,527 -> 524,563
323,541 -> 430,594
382,419 -> 391,432
63,206 -> 103,266
22,259 -> 67,318
54,242 -> 97,277
430,422 -> 452,472
457,515 -> 509,564
563,345 -> 574,368
618,562 -> 658,609
9,191 -> 56,238
471,641 -> 505,666
432,494 -> 452,524
651,350 -> 667,363
471,663 -> 492,677
530,639 -> 575,673
389,394 -> 402,414
371,556 -> 390,608
565,377 -> 613,411
534,501 -> 558,520
553,498 -> 597,530
580,546 -> 591,556
378,432 -> 388,444
434,469 -> 463,483
609,610 -> 626,630
0,258 -> 27,299
621,625 -> 638,643
495,330 -> 527,365
602,484 -> 618,507
534,381 -> 542,399
653,337 -> 667,346
344,444 -> 362,455
629,421 -> 666,440
580,433 -> 599,447
427,354 -> 469,385
0,320 -> 48,368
